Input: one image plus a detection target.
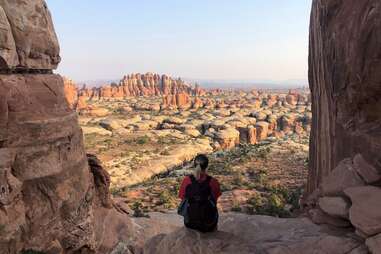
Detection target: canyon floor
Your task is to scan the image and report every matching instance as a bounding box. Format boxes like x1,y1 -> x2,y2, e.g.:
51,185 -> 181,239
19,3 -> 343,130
79,89 -> 311,217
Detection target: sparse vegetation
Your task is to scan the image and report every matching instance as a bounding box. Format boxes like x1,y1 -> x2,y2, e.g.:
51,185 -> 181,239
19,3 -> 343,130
0,224 -> 5,234
80,92 -> 310,216
131,201 -> 149,218
136,135 -> 150,145
110,140 -> 308,216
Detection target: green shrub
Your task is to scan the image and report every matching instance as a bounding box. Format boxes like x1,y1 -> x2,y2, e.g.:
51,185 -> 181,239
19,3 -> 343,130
136,135 -> 150,145
0,224 -> 5,234
286,187 -> 303,210
160,149 -> 170,156
231,202 -> 242,212
246,193 -> 290,218
131,201 -> 148,218
110,187 -> 124,196
232,172 -> 246,187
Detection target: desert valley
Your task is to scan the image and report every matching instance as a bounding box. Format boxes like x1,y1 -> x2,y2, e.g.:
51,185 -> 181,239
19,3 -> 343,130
64,73 -> 311,216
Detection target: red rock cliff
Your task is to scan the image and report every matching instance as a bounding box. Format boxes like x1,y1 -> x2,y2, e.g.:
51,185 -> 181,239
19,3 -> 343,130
0,1 -> 131,253
308,0 -> 381,193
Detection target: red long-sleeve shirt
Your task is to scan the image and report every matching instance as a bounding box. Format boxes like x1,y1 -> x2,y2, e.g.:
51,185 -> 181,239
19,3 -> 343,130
178,173 -> 222,201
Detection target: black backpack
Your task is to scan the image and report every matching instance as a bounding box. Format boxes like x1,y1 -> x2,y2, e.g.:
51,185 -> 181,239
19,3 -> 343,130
183,175 -> 218,232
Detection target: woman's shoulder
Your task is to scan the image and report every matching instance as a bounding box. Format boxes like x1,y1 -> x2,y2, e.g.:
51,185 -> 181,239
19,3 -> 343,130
182,175 -> 192,183
207,174 -> 219,183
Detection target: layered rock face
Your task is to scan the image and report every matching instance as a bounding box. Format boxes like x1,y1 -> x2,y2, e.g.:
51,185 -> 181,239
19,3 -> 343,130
0,1 -> 131,253
308,0 -> 381,193
0,0 -> 60,70
78,73 -> 205,100
307,0 -> 381,252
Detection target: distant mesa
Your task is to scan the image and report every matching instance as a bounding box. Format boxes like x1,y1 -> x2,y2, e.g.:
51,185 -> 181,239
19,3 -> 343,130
63,74 -> 311,114
63,73 -> 206,110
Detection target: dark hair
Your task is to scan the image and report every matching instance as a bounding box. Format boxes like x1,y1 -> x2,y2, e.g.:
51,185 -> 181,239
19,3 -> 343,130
194,154 -> 209,171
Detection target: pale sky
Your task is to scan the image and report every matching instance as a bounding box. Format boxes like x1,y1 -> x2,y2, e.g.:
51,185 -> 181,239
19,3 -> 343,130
47,0 -> 312,83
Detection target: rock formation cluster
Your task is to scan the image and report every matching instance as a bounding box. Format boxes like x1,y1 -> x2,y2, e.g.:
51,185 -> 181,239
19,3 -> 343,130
0,1 -> 131,253
64,74 -> 206,111
79,73 -> 205,100
306,0 -> 381,252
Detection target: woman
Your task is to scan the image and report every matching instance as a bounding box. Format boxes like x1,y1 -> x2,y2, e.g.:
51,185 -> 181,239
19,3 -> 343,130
178,154 -> 221,232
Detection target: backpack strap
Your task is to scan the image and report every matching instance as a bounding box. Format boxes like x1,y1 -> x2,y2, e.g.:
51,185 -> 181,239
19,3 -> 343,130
204,176 -> 217,202
189,175 -> 197,184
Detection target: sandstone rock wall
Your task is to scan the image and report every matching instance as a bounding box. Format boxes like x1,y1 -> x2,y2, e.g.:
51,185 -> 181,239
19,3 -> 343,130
307,1 -> 381,252
308,0 -> 381,193
0,0 -> 60,70
0,1 -> 131,253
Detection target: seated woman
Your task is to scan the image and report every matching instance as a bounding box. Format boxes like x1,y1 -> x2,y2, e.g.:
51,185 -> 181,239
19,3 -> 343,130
178,154 -> 221,232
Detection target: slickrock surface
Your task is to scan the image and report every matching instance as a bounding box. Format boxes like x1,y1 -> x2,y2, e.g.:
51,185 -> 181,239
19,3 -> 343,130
135,212 -> 364,254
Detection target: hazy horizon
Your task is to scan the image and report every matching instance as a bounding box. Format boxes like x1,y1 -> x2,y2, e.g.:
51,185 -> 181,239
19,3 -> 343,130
47,1 -> 312,85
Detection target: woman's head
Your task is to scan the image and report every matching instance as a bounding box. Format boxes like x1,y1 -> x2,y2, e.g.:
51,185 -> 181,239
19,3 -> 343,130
193,154 -> 209,179
194,154 -> 209,170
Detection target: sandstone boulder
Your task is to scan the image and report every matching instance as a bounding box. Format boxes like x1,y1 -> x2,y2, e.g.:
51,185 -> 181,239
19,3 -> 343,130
321,158 -> 364,196
318,197 -> 350,219
215,128 -> 240,150
255,121 -> 269,141
344,186 -> 381,236
353,154 -> 381,184
86,107 -> 110,117
309,209 -> 352,228
238,126 -> 257,145
163,116 -> 185,125
184,129 -> 201,138
100,119 -> 123,131
366,233 -> 381,254
252,111 -> 267,121
82,126 -> 112,136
